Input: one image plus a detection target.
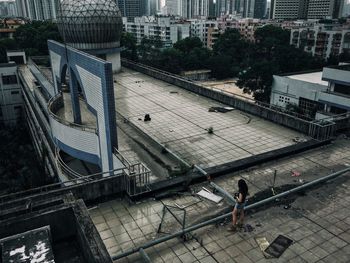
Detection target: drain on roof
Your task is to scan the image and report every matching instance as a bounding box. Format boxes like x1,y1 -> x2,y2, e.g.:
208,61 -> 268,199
264,235 -> 293,258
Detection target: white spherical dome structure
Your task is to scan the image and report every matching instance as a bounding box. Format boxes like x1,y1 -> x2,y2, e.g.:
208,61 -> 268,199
57,0 -> 123,50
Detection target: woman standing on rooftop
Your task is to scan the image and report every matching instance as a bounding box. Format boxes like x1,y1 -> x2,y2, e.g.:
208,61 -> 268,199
228,179 -> 248,232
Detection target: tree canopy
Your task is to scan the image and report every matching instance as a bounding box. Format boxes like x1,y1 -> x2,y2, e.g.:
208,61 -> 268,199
14,21 -> 62,56
121,27 -> 331,102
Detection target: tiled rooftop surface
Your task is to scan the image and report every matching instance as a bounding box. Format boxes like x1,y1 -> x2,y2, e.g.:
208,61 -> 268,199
114,68 -> 309,169
90,139 -> 350,262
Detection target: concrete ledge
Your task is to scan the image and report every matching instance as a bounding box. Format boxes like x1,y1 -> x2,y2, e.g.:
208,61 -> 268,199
133,139 -> 332,200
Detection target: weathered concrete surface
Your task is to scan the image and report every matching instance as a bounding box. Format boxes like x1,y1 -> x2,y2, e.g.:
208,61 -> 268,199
0,198 -> 112,263
115,67 -> 310,170
121,59 -> 313,135
90,138 -> 350,262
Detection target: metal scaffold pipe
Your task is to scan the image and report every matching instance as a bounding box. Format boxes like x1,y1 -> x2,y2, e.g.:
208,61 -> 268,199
112,167 -> 350,261
139,248 -> 152,263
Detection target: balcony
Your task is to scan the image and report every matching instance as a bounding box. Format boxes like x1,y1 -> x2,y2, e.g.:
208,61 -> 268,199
48,92 -> 100,165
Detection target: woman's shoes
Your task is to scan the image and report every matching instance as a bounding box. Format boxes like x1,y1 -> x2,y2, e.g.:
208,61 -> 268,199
227,225 -> 237,232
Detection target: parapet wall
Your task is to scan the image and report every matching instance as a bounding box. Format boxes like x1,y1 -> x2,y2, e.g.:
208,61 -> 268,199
122,59 -> 312,135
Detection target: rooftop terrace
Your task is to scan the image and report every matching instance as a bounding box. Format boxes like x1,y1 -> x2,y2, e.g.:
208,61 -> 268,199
114,68 -> 309,169
90,138 -> 350,263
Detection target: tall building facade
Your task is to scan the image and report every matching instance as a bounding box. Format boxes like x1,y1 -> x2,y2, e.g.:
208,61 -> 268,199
124,16 -> 190,47
144,0 -> 161,16
270,0 -> 307,20
216,0 -> 267,19
290,23 -> 350,59
270,0 -> 345,20
0,1 -> 18,17
307,0 -> 344,19
16,0 -> 58,20
117,0 -> 145,20
164,0 -> 210,18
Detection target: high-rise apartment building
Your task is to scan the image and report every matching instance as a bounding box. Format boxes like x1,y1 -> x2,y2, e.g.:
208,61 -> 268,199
143,0 -> 161,16
216,0 -> 267,19
290,23 -> 350,59
164,0 -> 210,18
0,1 -> 18,17
16,0 -> 58,20
307,0 -> 344,19
270,0 -> 345,20
117,0 -> 146,20
123,16 -> 190,47
189,18 -> 219,48
270,0 -> 308,20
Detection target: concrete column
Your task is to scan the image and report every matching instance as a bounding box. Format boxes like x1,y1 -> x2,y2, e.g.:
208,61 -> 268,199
69,68 -> 82,124
106,52 -> 121,73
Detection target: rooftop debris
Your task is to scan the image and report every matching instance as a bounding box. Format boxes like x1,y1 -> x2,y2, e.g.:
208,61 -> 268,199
208,106 -> 234,113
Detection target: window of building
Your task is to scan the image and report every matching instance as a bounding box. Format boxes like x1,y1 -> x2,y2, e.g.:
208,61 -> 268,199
299,97 -> 320,117
334,83 -> 350,95
2,75 -> 17,85
278,95 -> 290,103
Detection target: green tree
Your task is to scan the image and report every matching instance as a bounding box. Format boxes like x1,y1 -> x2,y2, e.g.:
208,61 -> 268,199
237,60 -> 279,102
0,43 -> 7,63
237,25 -> 324,102
121,32 -> 138,61
211,29 -> 249,78
158,48 -> 184,74
182,47 -> 212,70
173,37 -> 203,53
14,21 -> 61,56
207,55 -> 233,79
138,36 -> 162,66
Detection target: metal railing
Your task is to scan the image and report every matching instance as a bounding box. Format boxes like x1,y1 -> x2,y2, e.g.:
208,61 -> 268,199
0,161 -> 126,206
48,93 -> 97,133
114,147 -> 151,196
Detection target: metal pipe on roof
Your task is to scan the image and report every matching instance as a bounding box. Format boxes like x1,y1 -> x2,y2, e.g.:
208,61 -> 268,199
194,164 -> 207,175
111,167 -> 350,261
210,182 -> 236,205
139,248 -> 152,263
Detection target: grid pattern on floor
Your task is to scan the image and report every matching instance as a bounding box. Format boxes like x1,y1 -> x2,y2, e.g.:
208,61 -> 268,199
114,68 -> 309,168
90,139 -> 350,263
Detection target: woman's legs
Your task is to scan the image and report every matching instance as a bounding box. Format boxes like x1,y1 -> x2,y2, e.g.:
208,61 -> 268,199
239,209 -> 245,226
232,207 -> 238,226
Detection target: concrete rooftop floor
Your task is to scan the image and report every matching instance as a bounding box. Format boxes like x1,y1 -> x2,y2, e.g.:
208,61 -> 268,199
114,68 -> 309,169
89,138 -> 350,263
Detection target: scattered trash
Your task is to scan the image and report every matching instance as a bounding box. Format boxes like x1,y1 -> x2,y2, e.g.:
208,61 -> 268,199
208,106 -> 234,113
255,237 -> 274,259
291,171 -> 301,177
256,223 -> 262,227
283,204 -> 291,210
197,190 -> 223,203
244,224 -> 254,232
144,114 -> 151,122
138,118 -> 142,121
264,235 -> 293,258
298,179 -> 305,183
170,91 -> 178,94
293,137 -> 307,143
169,129 -> 174,132
207,126 -> 214,134
202,187 -> 212,193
